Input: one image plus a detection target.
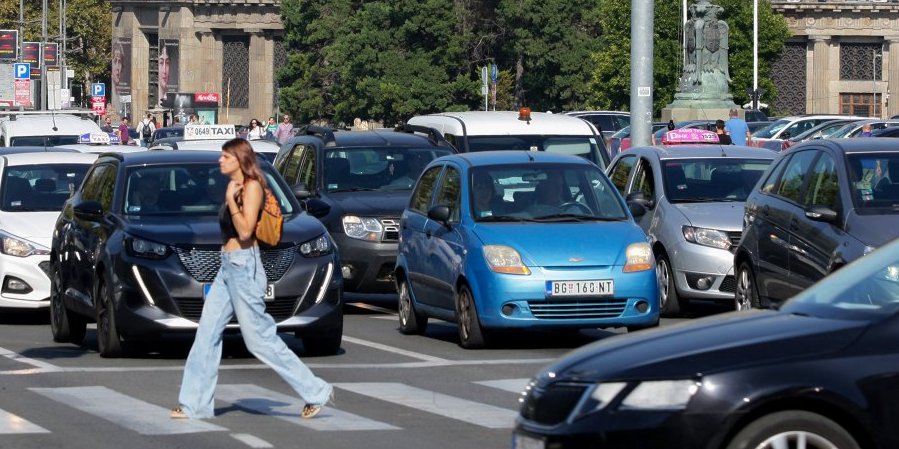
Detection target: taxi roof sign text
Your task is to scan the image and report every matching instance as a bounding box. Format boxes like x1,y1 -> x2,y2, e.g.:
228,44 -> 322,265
661,128 -> 720,145
184,125 -> 236,140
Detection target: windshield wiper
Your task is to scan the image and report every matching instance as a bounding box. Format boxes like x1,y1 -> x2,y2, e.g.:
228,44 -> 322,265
330,187 -> 378,193
531,213 -> 622,222
477,215 -> 528,222
672,197 -> 740,203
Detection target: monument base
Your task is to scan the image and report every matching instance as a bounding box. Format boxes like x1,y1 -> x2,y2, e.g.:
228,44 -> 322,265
662,93 -> 741,123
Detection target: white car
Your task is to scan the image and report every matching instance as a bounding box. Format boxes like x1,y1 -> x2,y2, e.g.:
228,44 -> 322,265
751,115 -> 865,151
55,132 -> 148,154
0,111 -> 103,147
0,152 -> 98,309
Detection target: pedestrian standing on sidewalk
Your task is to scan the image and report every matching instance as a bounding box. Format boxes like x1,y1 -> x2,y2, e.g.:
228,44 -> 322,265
724,109 -> 751,146
171,138 -> 333,420
275,114 -> 294,144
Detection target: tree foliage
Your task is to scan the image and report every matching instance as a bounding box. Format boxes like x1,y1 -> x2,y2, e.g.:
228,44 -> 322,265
279,0 -> 791,123
0,0 -> 111,104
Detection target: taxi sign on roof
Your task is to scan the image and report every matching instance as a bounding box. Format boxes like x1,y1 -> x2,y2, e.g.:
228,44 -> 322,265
78,132 -> 120,145
184,124 -> 236,140
661,128 -> 720,145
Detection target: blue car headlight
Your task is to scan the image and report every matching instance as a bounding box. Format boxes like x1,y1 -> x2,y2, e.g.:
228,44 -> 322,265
683,226 -> 731,250
126,236 -> 169,259
300,234 -> 333,258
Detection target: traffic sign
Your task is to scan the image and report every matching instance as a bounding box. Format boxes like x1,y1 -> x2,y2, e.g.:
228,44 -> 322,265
14,63 -> 30,80
92,83 -> 105,97
491,64 -> 497,83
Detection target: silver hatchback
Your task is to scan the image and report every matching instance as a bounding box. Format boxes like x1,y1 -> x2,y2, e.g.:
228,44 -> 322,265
607,144 -> 775,316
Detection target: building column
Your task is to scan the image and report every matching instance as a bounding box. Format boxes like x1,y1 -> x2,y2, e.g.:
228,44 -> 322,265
809,35 -> 831,114
248,29 -> 272,122
888,38 -> 899,119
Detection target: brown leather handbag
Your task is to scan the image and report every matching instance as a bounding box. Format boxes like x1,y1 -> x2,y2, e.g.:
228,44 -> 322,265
256,188 -> 283,246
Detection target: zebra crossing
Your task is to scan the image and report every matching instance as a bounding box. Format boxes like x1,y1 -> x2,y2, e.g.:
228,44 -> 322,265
0,378 -> 531,437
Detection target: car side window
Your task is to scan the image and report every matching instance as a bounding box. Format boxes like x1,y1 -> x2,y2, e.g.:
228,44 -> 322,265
280,144 -> 305,185
760,156 -> 789,194
609,155 -> 636,195
775,150 -> 817,203
297,147 -> 316,189
434,166 -> 461,222
631,158 -> 655,199
80,164 -> 117,211
803,152 -> 840,210
410,165 -> 443,214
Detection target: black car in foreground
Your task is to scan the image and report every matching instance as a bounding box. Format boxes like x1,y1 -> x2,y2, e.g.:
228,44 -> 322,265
50,151 -> 343,357
273,125 -> 455,293
515,236 -> 899,449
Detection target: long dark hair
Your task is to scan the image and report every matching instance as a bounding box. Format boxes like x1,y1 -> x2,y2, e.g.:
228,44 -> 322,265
222,138 -> 268,205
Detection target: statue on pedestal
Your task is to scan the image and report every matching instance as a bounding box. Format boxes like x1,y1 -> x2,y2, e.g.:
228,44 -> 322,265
681,0 -> 730,96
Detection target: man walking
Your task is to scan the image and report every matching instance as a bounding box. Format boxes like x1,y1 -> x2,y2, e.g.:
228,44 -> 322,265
275,114 -> 294,144
724,108 -> 751,146
136,113 -> 156,147
118,117 -> 131,145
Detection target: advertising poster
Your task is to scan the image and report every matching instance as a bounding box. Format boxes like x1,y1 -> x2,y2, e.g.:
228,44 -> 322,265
21,42 -> 40,66
158,39 -> 179,107
42,42 -> 59,67
0,30 -> 18,60
111,37 -> 132,116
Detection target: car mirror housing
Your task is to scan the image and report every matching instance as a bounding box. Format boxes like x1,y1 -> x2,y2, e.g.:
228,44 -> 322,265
303,197 -> 331,218
73,200 -> 103,220
427,204 -> 451,224
805,205 -> 838,223
292,183 -> 312,200
626,191 -> 654,210
628,202 -> 647,217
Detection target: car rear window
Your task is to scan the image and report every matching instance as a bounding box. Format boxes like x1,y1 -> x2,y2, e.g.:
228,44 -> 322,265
847,153 -> 899,214
2,163 -> 90,212
663,158 -> 773,203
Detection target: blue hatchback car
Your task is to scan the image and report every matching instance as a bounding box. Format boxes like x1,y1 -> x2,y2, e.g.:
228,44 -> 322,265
395,151 -> 659,348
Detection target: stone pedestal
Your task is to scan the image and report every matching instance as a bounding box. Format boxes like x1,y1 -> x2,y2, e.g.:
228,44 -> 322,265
662,92 -> 740,122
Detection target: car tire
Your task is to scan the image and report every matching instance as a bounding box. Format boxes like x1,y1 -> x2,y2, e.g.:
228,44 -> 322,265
735,262 -> 761,311
96,278 -> 123,358
726,410 -> 860,449
303,317 -> 343,356
398,278 -> 428,335
455,284 -> 487,349
657,253 -> 685,317
50,264 -> 86,344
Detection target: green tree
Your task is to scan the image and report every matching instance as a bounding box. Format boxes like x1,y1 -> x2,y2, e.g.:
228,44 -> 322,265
590,0 -> 790,116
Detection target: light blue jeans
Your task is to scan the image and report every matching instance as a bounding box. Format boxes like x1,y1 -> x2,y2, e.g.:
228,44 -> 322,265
177,246 -> 332,418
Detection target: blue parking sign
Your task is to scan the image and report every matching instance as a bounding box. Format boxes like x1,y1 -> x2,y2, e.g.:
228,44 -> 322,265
14,63 -> 30,80
92,83 -> 105,97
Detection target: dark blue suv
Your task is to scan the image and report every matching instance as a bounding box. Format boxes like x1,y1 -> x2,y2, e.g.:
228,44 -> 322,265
50,151 -> 343,357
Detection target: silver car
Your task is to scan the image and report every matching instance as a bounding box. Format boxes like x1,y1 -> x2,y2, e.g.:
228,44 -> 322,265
607,144 -> 775,316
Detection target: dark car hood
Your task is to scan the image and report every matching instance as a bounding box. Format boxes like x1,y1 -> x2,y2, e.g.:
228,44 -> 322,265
120,213 -> 326,246
546,310 -> 867,382
322,191 -> 410,218
846,211 -> 899,248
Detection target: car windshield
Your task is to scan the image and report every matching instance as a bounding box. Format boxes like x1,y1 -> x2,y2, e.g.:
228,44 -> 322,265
324,147 -> 454,192
10,135 -> 80,146
611,126 -> 630,139
663,158 -> 772,203
751,119 -> 791,139
465,136 -> 604,168
123,162 -> 296,216
846,153 -> 899,214
154,128 -> 183,139
469,164 -> 628,222
781,242 -> 899,320
2,163 -> 90,212
791,120 -> 853,141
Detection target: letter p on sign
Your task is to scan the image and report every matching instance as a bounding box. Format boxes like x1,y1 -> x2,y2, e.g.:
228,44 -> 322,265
92,83 -> 105,97
14,63 -> 30,79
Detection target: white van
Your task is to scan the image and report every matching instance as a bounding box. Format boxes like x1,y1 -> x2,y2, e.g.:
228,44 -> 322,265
0,111 -> 104,147
407,110 -> 610,168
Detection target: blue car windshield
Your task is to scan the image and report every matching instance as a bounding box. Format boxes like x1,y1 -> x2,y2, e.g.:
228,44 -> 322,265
470,164 -> 628,222
123,163 -> 295,216
324,147 -> 454,192
663,158 -> 772,203
466,136 -> 605,169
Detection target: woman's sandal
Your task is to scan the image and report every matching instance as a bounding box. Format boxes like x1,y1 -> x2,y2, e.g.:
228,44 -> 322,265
170,407 -> 188,419
301,389 -> 335,419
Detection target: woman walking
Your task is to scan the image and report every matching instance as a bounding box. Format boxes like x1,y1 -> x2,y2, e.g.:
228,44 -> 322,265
246,119 -> 265,140
172,138 -> 332,420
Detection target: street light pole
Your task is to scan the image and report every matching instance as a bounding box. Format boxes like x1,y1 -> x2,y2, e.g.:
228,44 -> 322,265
753,0 -> 758,110
40,0 -> 47,111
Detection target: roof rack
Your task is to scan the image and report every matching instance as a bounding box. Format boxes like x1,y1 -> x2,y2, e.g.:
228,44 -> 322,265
393,124 -> 452,148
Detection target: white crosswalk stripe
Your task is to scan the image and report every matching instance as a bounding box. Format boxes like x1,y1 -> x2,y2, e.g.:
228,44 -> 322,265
474,378 -> 530,394
215,384 -> 399,431
0,408 -> 49,434
30,386 -> 227,435
334,382 -> 517,429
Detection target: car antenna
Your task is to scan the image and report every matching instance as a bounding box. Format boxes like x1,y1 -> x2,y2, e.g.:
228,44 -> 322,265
51,109 -> 58,131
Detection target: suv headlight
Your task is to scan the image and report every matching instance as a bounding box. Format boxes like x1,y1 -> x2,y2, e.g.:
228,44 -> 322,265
300,234 -> 333,258
343,215 -> 383,241
0,230 -> 50,257
682,226 -> 731,250
575,379 -> 699,417
126,237 -> 169,259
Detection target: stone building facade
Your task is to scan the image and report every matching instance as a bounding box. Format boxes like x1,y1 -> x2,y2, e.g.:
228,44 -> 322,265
109,0 -> 284,125
771,0 -> 899,118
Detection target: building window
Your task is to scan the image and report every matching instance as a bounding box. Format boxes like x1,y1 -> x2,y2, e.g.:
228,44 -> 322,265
840,43 -> 882,81
840,93 -> 880,118
146,32 -> 158,109
772,42 -> 806,116
222,35 -> 250,109
273,38 -> 286,111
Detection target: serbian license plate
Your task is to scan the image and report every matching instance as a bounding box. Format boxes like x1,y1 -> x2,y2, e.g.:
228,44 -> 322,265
203,283 -> 275,302
512,432 -> 545,449
546,280 -> 613,297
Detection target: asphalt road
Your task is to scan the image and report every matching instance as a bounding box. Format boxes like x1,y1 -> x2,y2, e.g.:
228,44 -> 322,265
0,299 -> 730,449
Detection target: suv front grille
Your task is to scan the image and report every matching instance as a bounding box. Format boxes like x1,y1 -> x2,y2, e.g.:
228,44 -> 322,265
520,382 -> 588,425
173,245 -> 297,282
381,218 -> 400,242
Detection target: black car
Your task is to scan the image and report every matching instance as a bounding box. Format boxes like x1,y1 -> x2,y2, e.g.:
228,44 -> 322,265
515,237 -> 899,449
734,139 -> 899,310
50,151 -> 343,357
872,126 -> 899,138
149,126 -> 184,145
272,125 -> 455,294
